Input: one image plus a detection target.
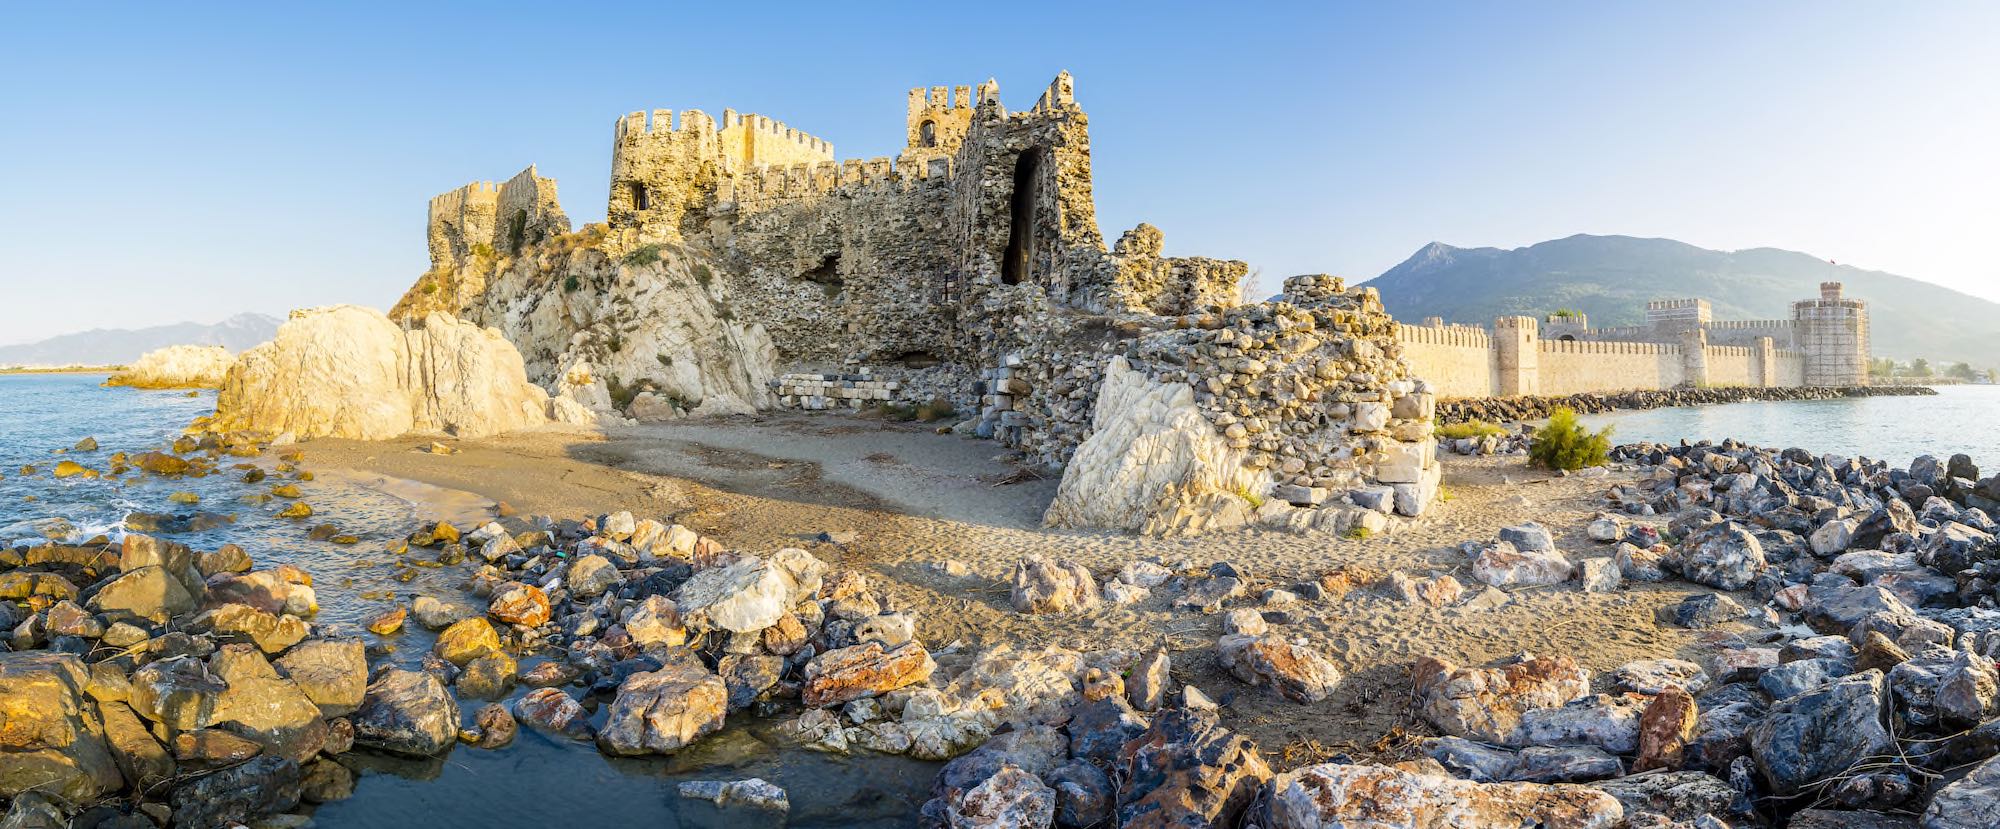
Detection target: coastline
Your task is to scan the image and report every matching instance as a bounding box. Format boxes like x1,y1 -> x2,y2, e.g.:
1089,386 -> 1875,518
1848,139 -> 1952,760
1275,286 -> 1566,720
0,365 -> 119,375
1437,383 -> 1937,424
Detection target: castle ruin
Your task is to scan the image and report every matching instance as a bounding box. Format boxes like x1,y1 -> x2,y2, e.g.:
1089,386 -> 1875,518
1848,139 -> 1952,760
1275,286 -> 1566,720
395,73 -> 1440,534
1397,283 -> 1872,398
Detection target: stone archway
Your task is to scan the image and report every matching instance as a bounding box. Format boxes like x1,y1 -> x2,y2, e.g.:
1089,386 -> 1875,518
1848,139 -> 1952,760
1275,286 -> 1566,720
1001,148 -> 1043,286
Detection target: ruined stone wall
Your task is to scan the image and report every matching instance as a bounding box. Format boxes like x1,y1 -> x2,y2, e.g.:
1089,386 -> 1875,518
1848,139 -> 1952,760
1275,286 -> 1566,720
1105,224 -> 1247,316
608,109 -> 724,241
426,181 -> 497,272
902,85 -> 975,163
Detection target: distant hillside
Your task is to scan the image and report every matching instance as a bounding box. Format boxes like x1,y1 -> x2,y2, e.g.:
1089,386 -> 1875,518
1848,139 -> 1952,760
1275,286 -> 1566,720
0,313 -> 279,368
1363,234 -> 2000,367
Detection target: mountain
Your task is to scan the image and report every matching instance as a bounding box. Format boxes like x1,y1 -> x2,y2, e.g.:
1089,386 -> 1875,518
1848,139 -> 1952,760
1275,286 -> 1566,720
1364,234 -> 2000,367
0,313 -> 281,368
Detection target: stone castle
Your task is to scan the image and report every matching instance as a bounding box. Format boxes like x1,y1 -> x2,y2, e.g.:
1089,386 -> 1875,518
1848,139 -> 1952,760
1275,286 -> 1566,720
396,73 -> 1441,534
1394,282 -> 1871,399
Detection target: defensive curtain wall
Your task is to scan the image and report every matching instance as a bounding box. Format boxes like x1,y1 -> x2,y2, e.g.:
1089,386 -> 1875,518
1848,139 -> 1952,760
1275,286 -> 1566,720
1395,283 -> 1866,399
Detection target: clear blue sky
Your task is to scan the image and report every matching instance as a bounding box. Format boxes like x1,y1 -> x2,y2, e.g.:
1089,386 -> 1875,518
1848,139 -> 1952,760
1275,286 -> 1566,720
3,1 -> 1995,344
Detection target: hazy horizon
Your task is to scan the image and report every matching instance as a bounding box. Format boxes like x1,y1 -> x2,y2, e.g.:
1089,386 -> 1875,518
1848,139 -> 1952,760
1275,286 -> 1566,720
4,1 -> 1995,345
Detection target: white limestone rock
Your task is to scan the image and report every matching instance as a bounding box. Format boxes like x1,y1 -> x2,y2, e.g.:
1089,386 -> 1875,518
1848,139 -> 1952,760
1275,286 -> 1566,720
106,345 -> 236,389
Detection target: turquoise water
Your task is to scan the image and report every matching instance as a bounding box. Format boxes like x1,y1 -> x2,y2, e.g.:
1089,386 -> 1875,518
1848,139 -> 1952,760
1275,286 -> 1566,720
1579,384 -> 2000,468
0,373 -> 933,827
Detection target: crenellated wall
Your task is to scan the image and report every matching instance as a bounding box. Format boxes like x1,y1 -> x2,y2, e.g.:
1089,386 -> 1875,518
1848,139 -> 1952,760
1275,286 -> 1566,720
1393,322 -> 1494,399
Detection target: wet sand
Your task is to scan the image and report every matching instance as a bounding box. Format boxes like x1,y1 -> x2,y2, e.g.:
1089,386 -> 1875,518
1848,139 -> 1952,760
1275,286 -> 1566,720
301,411 -> 1727,764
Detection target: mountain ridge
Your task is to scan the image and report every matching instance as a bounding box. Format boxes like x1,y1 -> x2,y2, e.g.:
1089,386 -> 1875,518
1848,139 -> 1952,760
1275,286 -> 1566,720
0,313 -> 281,367
1363,234 -> 2000,366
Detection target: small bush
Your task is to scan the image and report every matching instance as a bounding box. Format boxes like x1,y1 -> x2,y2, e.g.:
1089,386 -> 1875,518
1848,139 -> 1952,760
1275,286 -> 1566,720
420,280 -> 437,295
1529,407 -> 1612,471
605,377 -> 646,410
1344,526 -> 1374,541
562,274 -> 580,293
692,263 -> 713,287
470,243 -> 495,259
656,353 -> 673,367
1437,420 -> 1507,440
623,244 -> 664,268
914,398 -> 956,423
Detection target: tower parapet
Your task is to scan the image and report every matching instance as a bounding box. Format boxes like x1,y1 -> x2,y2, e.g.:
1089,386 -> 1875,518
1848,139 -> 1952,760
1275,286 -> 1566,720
427,165 -> 569,271
1793,281 -> 1869,385
608,108 -> 723,238
903,84 -> 975,164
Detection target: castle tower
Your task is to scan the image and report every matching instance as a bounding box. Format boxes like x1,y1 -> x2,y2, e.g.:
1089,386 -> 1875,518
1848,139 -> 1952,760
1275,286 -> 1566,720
717,110 -> 834,171
1793,281 -> 1870,385
1542,310 -> 1590,341
901,84 -> 975,165
1494,316 -> 1540,397
607,108 -> 723,240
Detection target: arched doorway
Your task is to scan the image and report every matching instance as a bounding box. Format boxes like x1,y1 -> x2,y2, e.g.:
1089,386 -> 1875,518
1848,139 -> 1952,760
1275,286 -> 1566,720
1001,148 -> 1042,286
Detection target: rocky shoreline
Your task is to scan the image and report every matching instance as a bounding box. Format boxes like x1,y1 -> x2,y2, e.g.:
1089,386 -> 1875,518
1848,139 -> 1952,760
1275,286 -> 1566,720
7,408 -> 2000,827
1438,384 -> 1939,425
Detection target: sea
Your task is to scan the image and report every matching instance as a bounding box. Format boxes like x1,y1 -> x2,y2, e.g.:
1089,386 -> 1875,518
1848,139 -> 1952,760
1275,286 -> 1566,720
0,372 -> 933,828
1577,384 -> 2000,469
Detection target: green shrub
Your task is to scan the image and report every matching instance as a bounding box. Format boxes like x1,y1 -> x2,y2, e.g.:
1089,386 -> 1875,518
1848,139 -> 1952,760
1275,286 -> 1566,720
622,244 -> 664,267
914,398 -> 956,423
1437,420 -> 1507,440
562,274 -> 580,293
656,353 -> 673,367
1529,407 -> 1612,471
692,263 -> 713,286
470,243 -> 495,259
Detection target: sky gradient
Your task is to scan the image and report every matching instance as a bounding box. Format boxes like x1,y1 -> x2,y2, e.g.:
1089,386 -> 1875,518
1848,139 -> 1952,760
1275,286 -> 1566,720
3,1 -> 1995,344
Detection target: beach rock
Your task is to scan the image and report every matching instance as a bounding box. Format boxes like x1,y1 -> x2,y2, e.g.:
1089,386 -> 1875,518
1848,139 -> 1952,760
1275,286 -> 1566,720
1586,515 -> 1627,543
1260,762 -> 1623,829
273,638 -> 366,717
300,758 -> 356,803
1499,523 -> 1557,553
456,651 -> 518,700
624,594 -> 687,647
407,596 -> 476,630
90,566 -> 195,624
198,543 -> 254,576
1216,634 -> 1342,703
1616,542 -> 1669,582
0,572 -> 78,602
206,644 -> 328,762
1129,648 -> 1172,712
128,655 -> 226,731
1761,658 -> 1851,700
1933,652 -> 2000,726
0,652 -> 123,801
202,603 -> 308,653
1678,524 -> 1767,590
674,548 -> 825,634
1924,752 -> 2000,829
596,664 -> 728,755
1042,357 -> 1264,536
513,687 -> 593,740
98,700 -> 174,790
1634,686 -> 1699,772
1517,694 -> 1647,754
1577,558 -> 1622,593
352,667 -> 460,756
945,764 -> 1055,828
1068,694 -> 1150,766
365,606 -> 405,635
1119,560 -> 1174,588
1592,771 -> 1735,825
1669,593 -> 1744,628
173,729 -> 262,764
568,554 -> 620,598
1011,554 -> 1100,614
679,778 -> 790,811
1116,707 -> 1272,829
168,755 -> 301,829
1749,670 -> 1894,796
802,641 -> 936,707
1612,659 -> 1710,695
719,654 -> 783,710
434,617 -> 502,665
1469,540 -> 1573,589
205,566 -> 317,617
1811,518 -> 1858,556
1048,759 -> 1114,828
1413,654 -> 1591,746
209,305 -> 552,440
464,702 -> 516,749
487,582 -> 550,627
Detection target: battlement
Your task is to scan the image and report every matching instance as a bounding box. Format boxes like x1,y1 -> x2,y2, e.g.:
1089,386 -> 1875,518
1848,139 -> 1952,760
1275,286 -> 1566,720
615,108 -> 721,142
1820,281 -> 1844,300
1708,319 -> 1795,330
1494,316 -> 1539,332
1396,322 -> 1491,348
1540,338 -> 1676,356
1033,71 -> 1077,112
719,110 -> 834,169
905,83 -> 977,157
1645,298 -> 1707,311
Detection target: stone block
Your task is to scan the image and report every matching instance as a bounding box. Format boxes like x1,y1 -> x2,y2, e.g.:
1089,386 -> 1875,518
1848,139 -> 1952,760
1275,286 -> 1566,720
1376,440 -> 1435,484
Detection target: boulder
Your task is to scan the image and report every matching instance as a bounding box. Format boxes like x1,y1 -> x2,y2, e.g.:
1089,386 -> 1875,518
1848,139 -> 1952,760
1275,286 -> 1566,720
678,778 -> 790,812
274,638 -> 368,717
206,644 -> 328,762
802,641 -> 936,707
673,549 -> 825,634
944,764 -> 1055,828
596,664 -> 728,755
1469,541 -> 1573,589
1129,648 -> 1172,712
1633,686 -> 1699,772
1678,524 -> 1767,590
1611,659 -> 1710,695
1216,634 -> 1342,703
434,617 -> 502,665
513,687 -> 594,740
1010,555 -> 1100,614
201,603 -> 307,653
0,652 -> 124,801
624,595 -> 688,647
568,554 -> 620,598
90,566 -> 195,624
168,755 -> 301,828
209,306 -> 553,440
1499,523 -> 1558,553
128,655 -> 226,732
204,566 -> 316,617
98,700 -> 175,791
1117,708 -> 1272,828
1260,763 -> 1624,829
486,582 -> 550,627
352,668 -> 460,756
1750,670 -> 1894,796
1042,357 -> 1263,536
1412,654 -> 1591,746
1924,752 -> 2000,829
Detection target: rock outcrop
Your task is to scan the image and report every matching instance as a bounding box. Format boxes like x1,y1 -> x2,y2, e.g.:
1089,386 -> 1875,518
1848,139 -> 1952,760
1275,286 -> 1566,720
1043,357 -> 1262,535
209,305 -> 565,440
105,344 -> 236,389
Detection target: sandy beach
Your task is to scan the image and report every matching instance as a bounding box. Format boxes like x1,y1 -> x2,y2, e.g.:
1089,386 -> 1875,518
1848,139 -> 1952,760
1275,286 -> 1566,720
301,410 -> 1722,764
